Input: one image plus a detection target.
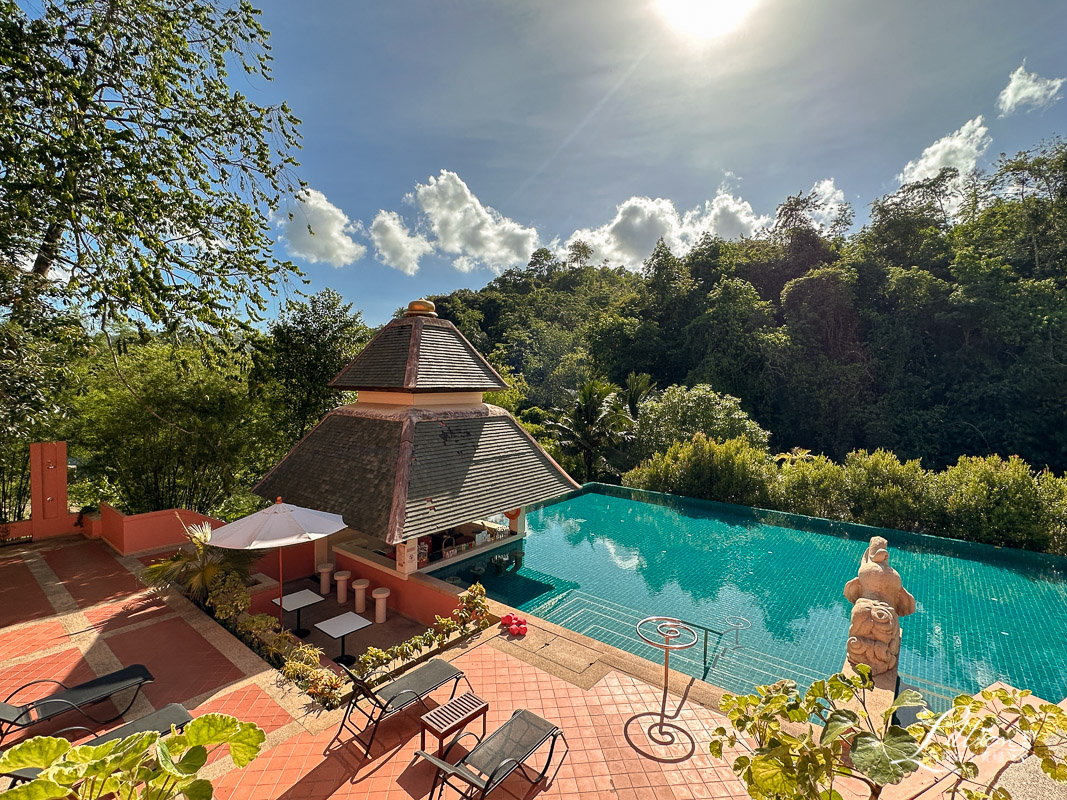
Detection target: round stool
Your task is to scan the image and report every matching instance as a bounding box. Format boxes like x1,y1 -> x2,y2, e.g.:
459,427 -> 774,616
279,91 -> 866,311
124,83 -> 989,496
334,570 -> 352,604
317,563 -> 334,595
372,587 -> 390,624
352,578 -> 371,614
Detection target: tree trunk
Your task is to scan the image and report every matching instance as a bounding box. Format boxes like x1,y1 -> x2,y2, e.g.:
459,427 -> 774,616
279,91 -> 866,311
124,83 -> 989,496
31,221 -> 65,277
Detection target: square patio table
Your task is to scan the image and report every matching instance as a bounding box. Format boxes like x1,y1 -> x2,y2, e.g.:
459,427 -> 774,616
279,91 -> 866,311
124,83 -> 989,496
272,589 -> 324,639
314,611 -> 372,666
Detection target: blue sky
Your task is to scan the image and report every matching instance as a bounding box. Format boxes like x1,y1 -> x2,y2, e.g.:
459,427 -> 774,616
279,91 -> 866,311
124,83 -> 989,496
251,0 -> 1067,324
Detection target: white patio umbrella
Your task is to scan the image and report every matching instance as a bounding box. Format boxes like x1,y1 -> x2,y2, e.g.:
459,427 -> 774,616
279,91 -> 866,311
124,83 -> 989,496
209,498 -> 347,624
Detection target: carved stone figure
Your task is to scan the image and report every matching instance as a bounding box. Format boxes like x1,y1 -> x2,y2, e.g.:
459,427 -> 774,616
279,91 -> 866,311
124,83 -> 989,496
843,536 -> 916,675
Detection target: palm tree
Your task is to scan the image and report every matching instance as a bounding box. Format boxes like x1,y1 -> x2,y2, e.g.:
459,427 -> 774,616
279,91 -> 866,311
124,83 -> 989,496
142,520 -> 258,603
548,378 -> 633,482
622,372 -> 658,420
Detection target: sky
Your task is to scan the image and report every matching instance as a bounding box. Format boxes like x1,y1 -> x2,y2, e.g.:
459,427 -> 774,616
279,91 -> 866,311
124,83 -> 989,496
248,0 -> 1067,324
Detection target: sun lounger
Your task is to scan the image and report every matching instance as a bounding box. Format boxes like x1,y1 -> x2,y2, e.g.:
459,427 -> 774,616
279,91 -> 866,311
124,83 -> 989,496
2,702 -> 191,787
336,659 -> 471,754
0,664 -> 153,745
415,709 -> 567,800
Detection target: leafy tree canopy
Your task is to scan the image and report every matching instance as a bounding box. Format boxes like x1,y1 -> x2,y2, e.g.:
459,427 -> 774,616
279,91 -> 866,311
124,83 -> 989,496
0,0 -> 302,342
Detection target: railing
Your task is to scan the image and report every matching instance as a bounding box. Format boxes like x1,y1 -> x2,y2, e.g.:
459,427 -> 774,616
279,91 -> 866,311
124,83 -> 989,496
666,614 -> 751,679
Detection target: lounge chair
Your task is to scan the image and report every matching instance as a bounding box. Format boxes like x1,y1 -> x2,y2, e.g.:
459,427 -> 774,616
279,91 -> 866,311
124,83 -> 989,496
336,659 -> 471,754
0,664 -> 153,745
415,709 -> 567,800
2,703 -> 192,787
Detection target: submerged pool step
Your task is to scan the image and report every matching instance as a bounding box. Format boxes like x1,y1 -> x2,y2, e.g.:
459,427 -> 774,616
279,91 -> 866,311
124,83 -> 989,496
527,589 -> 829,690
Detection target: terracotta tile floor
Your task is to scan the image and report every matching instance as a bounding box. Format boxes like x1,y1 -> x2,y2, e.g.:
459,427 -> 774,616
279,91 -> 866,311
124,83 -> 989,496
0,558 -> 54,627
214,647 -> 749,800
1,536 -> 752,800
42,540 -> 144,607
0,619 -> 70,661
82,595 -> 173,634
105,616 -> 247,708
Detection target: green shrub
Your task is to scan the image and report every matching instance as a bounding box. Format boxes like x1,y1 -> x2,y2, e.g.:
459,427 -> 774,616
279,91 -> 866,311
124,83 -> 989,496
624,438 -> 1067,554
772,455 -> 848,520
842,449 -> 935,531
624,434 -> 773,507
207,570 -> 251,621
1038,470 -> 1067,555
938,454 -> 1050,550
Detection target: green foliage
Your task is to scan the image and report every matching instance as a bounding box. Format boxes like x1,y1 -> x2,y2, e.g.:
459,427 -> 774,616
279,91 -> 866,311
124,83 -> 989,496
279,644 -> 344,708
352,583 -> 489,681
1,0 -> 302,344
633,384 -> 770,460
66,339 -> 271,515
142,521 -> 258,603
250,289 -> 370,443
205,570 -> 251,622
624,439 -> 1067,554
709,669 -> 1067,800
546,377 -> 633,482
625,434 -> 774,507
0,713 -> 265,800
938,454 -> 1051,550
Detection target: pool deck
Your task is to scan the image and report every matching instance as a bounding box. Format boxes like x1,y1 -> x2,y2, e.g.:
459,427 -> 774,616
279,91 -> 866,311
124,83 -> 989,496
0,536 -> 754,800
2,534 -> 1063,800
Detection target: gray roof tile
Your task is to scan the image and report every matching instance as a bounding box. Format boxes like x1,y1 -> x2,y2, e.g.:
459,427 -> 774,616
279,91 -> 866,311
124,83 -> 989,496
330,317 -> 506,392
252,405 -> 579,544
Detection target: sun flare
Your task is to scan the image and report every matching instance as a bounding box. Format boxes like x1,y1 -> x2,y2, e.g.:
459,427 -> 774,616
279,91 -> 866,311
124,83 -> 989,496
655,0 -> 759,41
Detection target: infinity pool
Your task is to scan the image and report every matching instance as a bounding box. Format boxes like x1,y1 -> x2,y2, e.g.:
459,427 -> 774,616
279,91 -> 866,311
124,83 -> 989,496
430,486 -> 1067,709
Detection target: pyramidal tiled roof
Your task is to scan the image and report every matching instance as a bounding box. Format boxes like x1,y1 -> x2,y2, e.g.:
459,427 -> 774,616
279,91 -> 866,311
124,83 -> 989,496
252,405 -> 580,543
330,314 -> 507,393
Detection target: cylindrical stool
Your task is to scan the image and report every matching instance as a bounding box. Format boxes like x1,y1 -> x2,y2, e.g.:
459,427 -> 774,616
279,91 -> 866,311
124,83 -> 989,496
317,563 -> 334,595
352,578 -> 371,614
372,587 -> 390,624
334,570 -> 352,604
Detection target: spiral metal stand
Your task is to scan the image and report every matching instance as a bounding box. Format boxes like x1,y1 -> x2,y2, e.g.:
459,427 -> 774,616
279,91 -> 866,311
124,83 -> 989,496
622,617 -> 700,761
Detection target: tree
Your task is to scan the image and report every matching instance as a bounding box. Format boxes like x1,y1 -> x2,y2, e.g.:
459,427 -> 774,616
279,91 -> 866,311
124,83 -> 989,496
0,0 -> 302,342
567,239 -> 593,268
621,372 -> 657,420
251,289 -> 370,442
69,340 -> 267,514
547,377 -> 632,482
633,384 -> 770,461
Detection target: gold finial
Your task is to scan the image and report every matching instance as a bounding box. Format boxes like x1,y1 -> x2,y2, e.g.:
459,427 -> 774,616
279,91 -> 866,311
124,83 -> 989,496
405,299 -> 437,317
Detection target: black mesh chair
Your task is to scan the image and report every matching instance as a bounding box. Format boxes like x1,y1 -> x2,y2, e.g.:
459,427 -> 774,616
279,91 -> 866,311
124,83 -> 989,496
0,665 -> 153,745
2,703 -> 192,788
415,709 -> 567,800
335,660 -> 471,754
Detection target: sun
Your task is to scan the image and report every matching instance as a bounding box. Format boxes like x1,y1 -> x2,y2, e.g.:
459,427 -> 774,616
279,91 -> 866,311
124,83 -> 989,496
655,0 -> 759,41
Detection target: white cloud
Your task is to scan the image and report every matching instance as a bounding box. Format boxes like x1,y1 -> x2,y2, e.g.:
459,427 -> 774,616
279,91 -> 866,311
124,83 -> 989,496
996,62 -> 1064,117
278,189 -> 366,267
896,117 -> 991,187
565,189 -> 769,269
414,171 -> 539,273
807,178 -> 847,229
369,210 -> 433,276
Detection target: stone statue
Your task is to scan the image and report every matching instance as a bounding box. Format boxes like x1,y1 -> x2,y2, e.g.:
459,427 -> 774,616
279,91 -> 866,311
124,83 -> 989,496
843,536 -> 916,676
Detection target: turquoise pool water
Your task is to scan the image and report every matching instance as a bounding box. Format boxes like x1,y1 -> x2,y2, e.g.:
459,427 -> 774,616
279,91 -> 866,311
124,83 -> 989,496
430,487 -> 1067,709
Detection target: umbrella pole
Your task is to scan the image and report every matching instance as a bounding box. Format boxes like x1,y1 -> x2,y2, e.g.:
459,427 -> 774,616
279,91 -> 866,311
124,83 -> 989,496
278,549 -> 284,626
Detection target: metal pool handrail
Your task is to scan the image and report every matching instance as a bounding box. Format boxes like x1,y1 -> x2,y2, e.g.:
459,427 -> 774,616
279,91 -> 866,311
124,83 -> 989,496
664,615 -> 750,671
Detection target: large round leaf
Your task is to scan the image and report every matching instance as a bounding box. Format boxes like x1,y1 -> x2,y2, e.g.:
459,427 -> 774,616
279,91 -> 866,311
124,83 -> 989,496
850,726 -> 921,785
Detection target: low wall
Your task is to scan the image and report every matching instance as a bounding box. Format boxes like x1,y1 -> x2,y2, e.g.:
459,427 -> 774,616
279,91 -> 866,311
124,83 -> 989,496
98,503 -> 222,555
333,551 -> 460,628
